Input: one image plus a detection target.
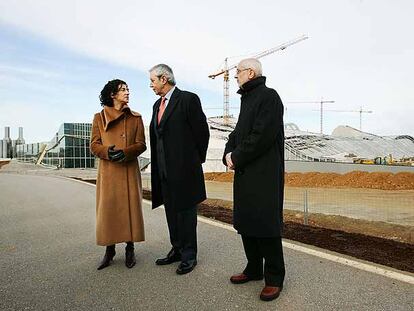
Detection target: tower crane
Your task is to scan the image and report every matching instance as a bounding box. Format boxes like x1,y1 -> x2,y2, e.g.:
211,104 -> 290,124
287,99 -> 335,134
208,35 -> 309,126
319,107 -> 373,131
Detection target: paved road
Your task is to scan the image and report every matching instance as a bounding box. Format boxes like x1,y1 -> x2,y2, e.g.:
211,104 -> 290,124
0,173 -> 413,310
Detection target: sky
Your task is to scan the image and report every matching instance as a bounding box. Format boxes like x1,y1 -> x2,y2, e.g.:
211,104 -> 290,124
0,0 -> 413,143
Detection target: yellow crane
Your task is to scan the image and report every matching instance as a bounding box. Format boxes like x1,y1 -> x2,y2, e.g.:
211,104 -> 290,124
208,35 -> 309,126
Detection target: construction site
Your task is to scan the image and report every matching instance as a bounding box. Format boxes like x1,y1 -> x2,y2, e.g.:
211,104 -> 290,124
187,35 -> 413,271
199,35 -> 414,171
1,36 -> 413,273
2,5 -> 414,308
201,117 -> 414,172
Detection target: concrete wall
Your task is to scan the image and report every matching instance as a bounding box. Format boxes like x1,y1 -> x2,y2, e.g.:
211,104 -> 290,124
285,160 -> 414,174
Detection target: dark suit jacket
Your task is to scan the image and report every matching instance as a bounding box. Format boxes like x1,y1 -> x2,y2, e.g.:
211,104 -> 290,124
150,87 -> 210,211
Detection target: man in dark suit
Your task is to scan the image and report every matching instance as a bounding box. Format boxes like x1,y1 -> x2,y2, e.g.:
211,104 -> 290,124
149,64 -> 210,275
223,58 -> 285,301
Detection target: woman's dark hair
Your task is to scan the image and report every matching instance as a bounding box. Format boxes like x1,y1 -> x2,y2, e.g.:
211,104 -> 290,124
99,79 -> 127,107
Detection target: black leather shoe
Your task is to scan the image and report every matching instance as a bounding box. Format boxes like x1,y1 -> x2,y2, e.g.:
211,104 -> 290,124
155,248 -> 181,266
97,246 -> 116,270
125,248 -> 136,268
176,259 -> 197,275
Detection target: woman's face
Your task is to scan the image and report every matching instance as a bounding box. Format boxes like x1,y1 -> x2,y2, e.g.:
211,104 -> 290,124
111,84 -> 129,106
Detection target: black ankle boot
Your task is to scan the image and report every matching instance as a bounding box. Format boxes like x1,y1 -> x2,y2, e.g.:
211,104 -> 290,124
125,242 -> 136,268
97,245 -> 115,270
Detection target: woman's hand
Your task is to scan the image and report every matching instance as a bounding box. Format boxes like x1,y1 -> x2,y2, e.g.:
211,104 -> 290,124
108,145 -> 126,162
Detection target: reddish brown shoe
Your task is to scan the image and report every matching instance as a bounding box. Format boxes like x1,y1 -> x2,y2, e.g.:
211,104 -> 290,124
260,286 -> 282,301
230,273 -> 263,284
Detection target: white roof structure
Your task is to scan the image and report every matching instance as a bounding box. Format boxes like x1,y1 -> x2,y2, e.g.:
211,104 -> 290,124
141,119 -> 414,172
208,119 -> 414,163
285,124 -> 414,162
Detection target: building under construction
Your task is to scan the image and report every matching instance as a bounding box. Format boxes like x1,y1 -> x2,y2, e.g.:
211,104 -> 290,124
11,118 -> 414,170
205,117 -> 414,169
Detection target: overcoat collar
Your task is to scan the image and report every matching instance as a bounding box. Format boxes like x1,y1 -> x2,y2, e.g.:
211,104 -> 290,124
101,105 -> 141,131
237,76 -> 266,95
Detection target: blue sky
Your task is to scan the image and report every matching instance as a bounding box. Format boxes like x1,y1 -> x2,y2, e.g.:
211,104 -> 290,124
1,0 -> 413,143
0,24 -> 217,143
0,23 -> 223,143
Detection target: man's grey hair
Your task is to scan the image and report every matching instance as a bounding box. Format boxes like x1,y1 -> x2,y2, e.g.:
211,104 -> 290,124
239,58 -> 263,77
149,64 -> 176,86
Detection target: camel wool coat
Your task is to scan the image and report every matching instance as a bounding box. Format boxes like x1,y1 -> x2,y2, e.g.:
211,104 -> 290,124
90,105 -> 147,246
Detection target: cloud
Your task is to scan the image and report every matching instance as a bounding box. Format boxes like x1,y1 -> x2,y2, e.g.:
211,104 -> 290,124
0,0 -> 413,136
0,64 -> 62,84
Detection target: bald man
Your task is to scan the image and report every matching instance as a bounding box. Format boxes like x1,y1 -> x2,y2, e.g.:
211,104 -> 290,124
223,58 -> 285,301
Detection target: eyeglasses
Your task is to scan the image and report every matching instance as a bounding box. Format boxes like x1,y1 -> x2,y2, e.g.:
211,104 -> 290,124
236,68 -> 250,75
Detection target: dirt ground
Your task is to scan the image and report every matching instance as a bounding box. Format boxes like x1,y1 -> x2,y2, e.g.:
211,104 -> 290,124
141,190 -> 413,273
196,198 -> 414,273
0,161 -> 10,169
204,171 -> 414,240
205,171 -> 414,190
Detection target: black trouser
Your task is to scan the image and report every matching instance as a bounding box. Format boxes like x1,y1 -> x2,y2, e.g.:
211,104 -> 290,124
241,235 -> 285,287
161,180 -> 197,262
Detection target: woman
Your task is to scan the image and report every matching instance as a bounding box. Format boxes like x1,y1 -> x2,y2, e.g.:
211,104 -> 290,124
90,79 -> 146,270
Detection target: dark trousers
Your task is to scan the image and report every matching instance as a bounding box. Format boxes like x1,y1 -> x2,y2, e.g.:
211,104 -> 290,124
241,235 -> 285,287
161,180 -> 197,261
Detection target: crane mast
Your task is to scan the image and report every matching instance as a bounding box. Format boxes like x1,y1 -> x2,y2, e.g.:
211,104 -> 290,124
223,58 -> 229,125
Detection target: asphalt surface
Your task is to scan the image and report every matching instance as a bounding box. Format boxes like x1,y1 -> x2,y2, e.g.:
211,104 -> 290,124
0,173 -> 413,310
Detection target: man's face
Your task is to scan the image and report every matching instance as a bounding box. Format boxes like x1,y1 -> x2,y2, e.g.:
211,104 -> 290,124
149,71 -> 167,96
111,84 -> 129,105
234,66 -> 253,88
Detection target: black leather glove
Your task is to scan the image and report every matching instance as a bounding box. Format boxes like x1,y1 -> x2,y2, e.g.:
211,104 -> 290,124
108,145 -> 126,162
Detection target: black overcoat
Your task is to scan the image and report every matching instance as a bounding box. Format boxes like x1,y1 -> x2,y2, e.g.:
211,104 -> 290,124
150,87 -> 210,211
223,76 -> 285,237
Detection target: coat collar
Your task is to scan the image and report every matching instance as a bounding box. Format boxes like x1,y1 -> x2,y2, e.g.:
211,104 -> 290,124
237,76 -> 266,95
101,105 -> 141,131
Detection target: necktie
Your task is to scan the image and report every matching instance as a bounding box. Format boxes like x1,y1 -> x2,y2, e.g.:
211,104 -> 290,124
157,97 -> 167,125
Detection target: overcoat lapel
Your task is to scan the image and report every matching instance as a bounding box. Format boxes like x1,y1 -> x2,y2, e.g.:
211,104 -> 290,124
158,88 -> 180,127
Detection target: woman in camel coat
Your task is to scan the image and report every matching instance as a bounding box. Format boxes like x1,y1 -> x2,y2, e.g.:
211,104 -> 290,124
90,79 -> 146,270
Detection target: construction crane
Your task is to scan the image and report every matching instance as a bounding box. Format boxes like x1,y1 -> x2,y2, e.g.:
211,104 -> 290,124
320,107 -> 373,131
208,35 -> 309,126
287,99 -> 335,134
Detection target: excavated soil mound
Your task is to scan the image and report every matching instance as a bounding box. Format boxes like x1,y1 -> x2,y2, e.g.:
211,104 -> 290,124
204,172 -> 234,183
204,171 -> 414,190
